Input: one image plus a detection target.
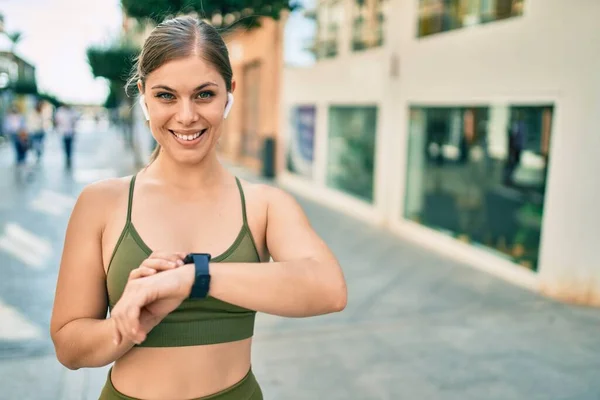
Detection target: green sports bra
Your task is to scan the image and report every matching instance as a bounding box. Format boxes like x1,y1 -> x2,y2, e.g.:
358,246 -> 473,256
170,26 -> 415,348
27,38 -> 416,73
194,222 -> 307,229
105,175 -> 260,347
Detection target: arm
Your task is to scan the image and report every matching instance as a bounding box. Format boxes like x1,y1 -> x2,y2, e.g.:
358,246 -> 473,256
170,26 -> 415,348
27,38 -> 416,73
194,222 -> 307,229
50,181 -> 134,370
204,186 -> 347,317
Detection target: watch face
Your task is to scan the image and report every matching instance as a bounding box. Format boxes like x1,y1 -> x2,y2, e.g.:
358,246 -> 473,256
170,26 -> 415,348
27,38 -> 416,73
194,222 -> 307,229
183,253 -> 212,264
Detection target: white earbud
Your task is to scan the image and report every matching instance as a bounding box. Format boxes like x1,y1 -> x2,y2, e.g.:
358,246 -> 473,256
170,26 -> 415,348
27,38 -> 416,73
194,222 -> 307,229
224,92 -> 234,119
138,93 -> 234,121
139,95 -> 150,121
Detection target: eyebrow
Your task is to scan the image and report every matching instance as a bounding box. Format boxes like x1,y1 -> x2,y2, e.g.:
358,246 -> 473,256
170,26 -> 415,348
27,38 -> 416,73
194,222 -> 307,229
150,82 -> 219,92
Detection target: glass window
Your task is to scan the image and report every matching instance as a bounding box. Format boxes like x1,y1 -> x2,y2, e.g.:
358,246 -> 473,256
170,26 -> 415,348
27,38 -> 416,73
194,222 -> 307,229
417,0 -> 524,38
315,0 -> 344,59
286,105 -> 317,179
404,104 -> 553,271
351,0 -> 387,51
327,106 -> 377,202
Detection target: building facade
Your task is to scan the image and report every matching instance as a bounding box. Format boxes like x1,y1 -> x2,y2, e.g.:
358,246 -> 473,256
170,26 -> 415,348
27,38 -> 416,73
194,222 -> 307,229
279,0 -> 600,305
0,27 -> 38,136
218,18 -> 285,174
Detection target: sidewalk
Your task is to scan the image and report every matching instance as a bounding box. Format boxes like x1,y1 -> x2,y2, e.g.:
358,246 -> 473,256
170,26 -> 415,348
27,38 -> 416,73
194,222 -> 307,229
2,132 -> 600,399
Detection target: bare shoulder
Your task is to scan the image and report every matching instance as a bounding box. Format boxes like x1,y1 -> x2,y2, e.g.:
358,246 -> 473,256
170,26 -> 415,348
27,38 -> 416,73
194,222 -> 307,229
236,180 -> 299,210
77,176 -> 130,204
73,176 -> 132,223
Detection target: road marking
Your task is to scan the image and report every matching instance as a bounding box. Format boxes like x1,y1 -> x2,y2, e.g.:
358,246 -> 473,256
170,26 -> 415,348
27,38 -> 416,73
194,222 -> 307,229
29,189 -> 76,216
0,298 -> 42,340
0,223 -> 52,269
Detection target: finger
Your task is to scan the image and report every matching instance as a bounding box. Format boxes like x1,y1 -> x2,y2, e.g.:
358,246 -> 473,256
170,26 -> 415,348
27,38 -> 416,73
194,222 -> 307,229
114,314 -> 128,346
141,258 -> 179,271
125,306 -> 142,344
128,267 -> 157,281
123,291 -> 149,344
112,317 -> 122,346
149,252 -> 185,265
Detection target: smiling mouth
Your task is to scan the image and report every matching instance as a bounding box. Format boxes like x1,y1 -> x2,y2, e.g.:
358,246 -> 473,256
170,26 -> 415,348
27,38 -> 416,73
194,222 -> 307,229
169,129 -> 207,141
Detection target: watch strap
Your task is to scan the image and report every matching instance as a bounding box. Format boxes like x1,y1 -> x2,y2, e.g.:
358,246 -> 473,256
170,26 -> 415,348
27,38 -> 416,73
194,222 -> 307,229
187,253 -> 211,299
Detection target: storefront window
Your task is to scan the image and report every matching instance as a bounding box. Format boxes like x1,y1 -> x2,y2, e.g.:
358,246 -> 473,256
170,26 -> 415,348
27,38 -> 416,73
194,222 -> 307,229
327,106 -> 377,202
417,0 -> 524,38
351,0 -> 387,51
286,105 -> 316,179
404,104 -> 553,270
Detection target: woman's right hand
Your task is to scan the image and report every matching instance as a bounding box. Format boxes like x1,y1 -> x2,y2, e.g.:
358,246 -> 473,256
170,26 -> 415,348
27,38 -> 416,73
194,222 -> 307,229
111,252 -> 187,345
127,251 -> 187,281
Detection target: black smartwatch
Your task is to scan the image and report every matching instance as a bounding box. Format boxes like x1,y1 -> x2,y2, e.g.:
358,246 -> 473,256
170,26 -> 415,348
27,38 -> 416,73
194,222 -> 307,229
183,253 -> 211,299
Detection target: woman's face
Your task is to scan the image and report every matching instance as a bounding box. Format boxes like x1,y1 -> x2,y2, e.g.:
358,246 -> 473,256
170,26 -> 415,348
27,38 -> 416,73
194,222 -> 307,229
140,55 -> 234,165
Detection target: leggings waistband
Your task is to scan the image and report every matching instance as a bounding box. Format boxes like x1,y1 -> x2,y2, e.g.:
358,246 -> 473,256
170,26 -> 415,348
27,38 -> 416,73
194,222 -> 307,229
99,367 -> 261,400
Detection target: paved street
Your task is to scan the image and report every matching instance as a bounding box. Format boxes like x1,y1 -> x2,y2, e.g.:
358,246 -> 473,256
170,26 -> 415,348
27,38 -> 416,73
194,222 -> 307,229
0,124 -> 600,400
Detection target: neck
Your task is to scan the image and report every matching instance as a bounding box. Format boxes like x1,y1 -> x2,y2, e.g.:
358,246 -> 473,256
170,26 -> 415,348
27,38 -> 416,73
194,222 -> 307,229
146,149 -> 227,191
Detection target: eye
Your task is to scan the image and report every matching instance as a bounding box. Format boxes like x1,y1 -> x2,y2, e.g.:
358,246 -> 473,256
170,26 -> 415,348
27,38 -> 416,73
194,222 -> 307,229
197,91 -> 215,100
155,92 -> 175,100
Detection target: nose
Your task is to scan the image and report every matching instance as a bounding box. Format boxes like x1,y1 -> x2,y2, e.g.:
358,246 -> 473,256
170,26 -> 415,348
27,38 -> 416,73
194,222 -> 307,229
175,100 -> 199,126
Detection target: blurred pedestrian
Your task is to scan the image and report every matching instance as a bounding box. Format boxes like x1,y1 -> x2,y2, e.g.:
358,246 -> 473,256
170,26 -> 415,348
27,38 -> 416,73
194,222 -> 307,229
27,100 -> 46,164
55,104 -> 77,169
50,15 -> 347,400
4,105 -> 28,166
504,110 -> 527,185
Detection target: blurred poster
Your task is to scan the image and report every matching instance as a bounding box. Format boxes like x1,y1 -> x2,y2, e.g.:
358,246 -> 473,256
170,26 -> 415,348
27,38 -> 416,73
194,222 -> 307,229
286,105 -> 316,178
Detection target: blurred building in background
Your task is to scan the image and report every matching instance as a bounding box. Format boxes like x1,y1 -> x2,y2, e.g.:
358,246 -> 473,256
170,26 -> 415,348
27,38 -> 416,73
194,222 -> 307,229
279,0 -> 600,305
219,18 -> 284,173
0,13 -> 39,137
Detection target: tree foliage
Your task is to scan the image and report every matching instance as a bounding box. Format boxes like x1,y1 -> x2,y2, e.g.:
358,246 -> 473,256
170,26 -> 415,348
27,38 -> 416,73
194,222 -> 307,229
87,45 -> 139,84
12,79 -> 37,95
87,45 -> 140,106
38,92 -> 62,107
121,0 -> 298,28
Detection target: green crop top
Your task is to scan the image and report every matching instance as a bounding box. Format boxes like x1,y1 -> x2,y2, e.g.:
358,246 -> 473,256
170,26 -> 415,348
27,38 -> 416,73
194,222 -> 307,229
105,175 -> 260,347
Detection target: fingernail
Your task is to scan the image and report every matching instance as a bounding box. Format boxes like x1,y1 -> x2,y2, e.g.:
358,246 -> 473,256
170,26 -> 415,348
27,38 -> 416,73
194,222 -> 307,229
177,260 -> 184,266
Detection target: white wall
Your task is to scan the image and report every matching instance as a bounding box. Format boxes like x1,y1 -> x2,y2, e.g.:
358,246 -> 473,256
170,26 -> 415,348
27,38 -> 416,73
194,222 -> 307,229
281,0 -> 600,304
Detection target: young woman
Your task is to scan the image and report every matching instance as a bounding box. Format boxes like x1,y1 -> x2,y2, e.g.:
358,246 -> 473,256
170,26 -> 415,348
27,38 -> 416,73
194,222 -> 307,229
50,15 -> 347,400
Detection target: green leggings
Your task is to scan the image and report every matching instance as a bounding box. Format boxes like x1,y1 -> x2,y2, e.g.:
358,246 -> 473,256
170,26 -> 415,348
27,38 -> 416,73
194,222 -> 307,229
99,368 -> 263,400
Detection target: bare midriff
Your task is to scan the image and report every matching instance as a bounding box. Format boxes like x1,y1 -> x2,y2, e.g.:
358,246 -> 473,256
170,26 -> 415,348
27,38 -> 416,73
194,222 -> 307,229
111,338 -> 252,400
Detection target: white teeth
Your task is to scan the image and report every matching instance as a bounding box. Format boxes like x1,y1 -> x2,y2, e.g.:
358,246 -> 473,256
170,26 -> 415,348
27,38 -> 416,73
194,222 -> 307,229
174,131 -> 203,141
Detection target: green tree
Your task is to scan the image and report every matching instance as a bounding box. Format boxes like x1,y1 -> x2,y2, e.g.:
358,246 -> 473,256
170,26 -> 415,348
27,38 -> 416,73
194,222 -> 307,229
7,31 -> 22,51
86,44 -> 139,149
87,45 -> 139,86
38,92 -> 62,108
121,0 -> 298,28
